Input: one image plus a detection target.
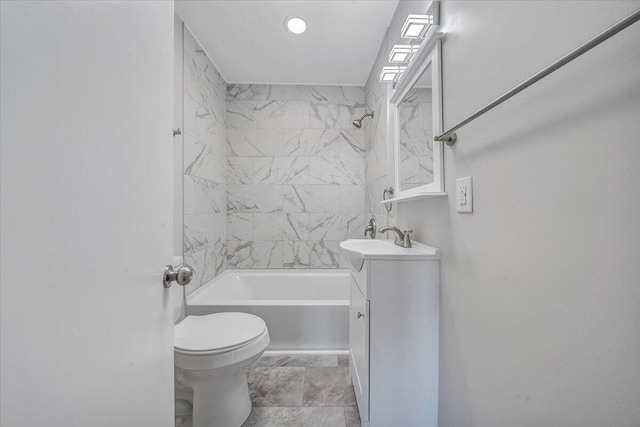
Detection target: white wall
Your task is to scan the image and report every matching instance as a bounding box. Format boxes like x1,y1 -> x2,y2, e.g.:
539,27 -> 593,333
387,1 -> 640,425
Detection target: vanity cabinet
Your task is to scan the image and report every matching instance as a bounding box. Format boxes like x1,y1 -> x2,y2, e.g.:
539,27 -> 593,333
346,245 -> 440,427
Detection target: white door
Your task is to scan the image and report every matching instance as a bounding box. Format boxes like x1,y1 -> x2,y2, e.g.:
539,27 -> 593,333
1,2 -> 177,426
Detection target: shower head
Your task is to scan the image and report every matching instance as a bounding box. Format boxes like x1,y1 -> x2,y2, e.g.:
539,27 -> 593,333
352,112 -> 374,128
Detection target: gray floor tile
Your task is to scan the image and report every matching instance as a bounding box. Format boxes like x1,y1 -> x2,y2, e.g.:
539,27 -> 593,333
300,407 -> 347,427
254,354 -> 338,368
303,367 -> 357,407
247,367 -> 305,407
337,355 -> 349,367
344,406 -> 361,427
242,407 -> 299,427
242,407 -> 346,427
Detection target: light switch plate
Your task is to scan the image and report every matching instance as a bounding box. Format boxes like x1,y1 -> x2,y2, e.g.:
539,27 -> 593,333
456,176 -> 473,213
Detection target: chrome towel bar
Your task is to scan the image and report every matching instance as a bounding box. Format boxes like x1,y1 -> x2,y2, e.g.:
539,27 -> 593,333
435,8 -> 640,146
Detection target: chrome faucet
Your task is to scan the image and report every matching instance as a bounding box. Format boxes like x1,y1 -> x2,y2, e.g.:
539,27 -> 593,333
364,217 -> 376,239
378,226 -> 413,248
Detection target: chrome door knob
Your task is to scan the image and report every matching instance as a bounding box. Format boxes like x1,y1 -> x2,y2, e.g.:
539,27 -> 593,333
163,264 -> 195,288
357,311 -> 365,319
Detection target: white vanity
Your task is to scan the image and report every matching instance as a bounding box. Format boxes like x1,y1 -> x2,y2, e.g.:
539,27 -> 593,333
340,239 -> 440,427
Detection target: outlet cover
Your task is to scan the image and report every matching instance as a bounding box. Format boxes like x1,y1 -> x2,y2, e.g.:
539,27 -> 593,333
456,176 -> 473,213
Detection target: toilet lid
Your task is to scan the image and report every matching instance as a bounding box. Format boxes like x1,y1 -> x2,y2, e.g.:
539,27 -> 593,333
174,313 -> 267,353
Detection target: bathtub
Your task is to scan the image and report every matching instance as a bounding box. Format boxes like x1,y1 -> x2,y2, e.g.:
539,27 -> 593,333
186,269 -> 350,351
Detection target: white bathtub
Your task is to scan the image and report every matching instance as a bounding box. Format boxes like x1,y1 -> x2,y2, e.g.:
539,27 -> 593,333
186,269 -> 350,351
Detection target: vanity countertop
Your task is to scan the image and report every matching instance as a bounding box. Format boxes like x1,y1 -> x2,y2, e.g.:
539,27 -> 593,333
339,239 -> 440,261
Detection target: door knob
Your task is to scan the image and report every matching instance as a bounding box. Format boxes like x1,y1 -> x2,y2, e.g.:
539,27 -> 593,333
357,311 -> 365,319
163,264 -> 195,288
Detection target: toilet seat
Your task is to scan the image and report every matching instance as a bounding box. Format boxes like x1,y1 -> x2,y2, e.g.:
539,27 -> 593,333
174,312 -> 267,355
174,313 -> 270,371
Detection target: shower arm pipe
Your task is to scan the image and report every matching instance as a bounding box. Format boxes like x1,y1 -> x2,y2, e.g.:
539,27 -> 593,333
435,8 -> 640,146
352,111 -> 374,128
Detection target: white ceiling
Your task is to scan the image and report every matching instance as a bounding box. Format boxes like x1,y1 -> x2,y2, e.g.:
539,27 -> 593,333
175,0 -> 399,86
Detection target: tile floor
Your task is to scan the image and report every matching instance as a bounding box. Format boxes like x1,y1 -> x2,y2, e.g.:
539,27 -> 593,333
242,354 -> 361,427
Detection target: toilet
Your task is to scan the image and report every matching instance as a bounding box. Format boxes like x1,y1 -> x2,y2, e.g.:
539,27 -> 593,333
174,312 -> 270,427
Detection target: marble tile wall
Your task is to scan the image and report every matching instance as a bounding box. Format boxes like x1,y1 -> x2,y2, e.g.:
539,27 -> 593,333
182,28 -> 227,294
364,30 -> 392,230
226,84 -> 367,268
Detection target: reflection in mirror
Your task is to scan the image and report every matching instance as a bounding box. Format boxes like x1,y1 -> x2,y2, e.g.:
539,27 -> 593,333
398,64 -> 433,191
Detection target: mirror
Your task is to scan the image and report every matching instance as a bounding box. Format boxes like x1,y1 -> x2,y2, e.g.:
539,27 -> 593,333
397,65 -> 433,190
389,39 -> 445,201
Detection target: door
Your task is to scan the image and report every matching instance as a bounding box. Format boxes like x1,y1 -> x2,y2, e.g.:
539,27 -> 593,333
1,2 -> 176,426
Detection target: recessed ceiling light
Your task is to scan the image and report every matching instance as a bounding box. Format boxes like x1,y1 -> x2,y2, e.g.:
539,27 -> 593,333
285,16 -> 307,35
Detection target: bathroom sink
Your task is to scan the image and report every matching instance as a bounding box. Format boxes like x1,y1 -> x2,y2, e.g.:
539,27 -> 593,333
339,239 -> 439,270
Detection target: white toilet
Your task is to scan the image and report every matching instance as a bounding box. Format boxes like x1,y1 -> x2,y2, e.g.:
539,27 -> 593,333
174,312 -> 270,427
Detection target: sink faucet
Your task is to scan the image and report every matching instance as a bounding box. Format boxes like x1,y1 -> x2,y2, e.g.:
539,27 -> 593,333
378,226 -> 413,248
364,217 -> 376,239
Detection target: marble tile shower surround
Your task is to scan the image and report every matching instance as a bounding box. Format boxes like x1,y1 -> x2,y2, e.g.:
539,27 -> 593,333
364,30 -> 392,230
226,84 -> 367,268
181,33 -> 374,278
182,28 -> 228,295
398,87 -> 434,190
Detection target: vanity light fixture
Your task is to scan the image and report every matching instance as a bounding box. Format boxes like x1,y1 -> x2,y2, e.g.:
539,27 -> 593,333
382,2 -> 440,83
400,2 -> 439,39
379,66 -> 406,82
389,45 -> 420,63
401,14 -> 433,39
284,16 -> 307,34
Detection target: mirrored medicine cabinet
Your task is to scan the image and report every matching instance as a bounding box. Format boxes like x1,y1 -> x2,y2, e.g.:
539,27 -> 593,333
386,25 -> 446,204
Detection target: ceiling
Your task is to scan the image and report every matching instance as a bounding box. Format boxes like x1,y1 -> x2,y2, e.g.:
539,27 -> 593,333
175,0 -> 399,86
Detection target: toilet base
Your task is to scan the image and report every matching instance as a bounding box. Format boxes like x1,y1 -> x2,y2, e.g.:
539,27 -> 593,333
175,354 -> 260,427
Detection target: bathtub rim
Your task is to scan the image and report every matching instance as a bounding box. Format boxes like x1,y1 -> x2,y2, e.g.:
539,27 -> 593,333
186,268 -> 351,307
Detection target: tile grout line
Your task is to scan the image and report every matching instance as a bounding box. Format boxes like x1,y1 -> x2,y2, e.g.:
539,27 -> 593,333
301,366 -> 306,408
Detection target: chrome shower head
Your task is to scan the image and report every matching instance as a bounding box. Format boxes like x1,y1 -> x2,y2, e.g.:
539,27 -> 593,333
352,112 -> 374,128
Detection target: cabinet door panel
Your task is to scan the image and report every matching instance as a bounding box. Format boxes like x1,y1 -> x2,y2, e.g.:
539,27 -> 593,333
351,259 -> 368,298
349,277 -> 369,422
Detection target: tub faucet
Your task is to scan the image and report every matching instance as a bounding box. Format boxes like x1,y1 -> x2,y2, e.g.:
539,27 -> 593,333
378,226 -> 413,248
364,217 -> 376,239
